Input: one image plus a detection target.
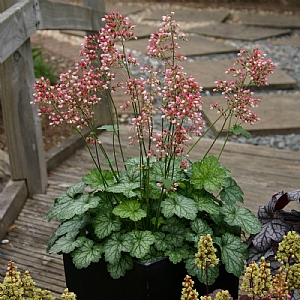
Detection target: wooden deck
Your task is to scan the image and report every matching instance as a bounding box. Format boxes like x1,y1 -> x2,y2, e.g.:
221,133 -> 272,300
0,125 -> 299,298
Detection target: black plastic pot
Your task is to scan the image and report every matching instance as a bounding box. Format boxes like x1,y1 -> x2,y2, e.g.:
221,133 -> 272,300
63,254 -> 239,299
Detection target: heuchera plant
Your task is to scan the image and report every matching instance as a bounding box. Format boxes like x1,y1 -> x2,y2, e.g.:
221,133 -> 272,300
247,189 -> 300,270
32,12 -> 274,283
181,231 -> 300,300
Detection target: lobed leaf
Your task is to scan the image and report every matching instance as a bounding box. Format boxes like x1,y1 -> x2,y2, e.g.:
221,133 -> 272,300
216,233 -> 248,277
126,230 -> 155,259
193,191 -> 219,215
186,219 -> 213,245
161,194 -> 197,220
93,212 -> 122,239
56,194 -> 100,221
191,156 -> 227,192
102,232 -> 131,264
107,182 -> 140,198
153,232 -> 170,251
230,124 -> 252,138
71,238 -> 102,269
220,177 -> 244,204
107,254 -> 133,279
66,181 -> 87,198
165,245 -> 190,264
112,199 -> 147,222
221,204 -> 262,234
48,234 -> 86,254
47,215 -> 90,250
83,169 -> 114,190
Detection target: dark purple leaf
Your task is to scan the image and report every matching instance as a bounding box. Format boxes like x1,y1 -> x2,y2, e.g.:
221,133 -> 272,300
265,191 -> 284,214
251,218 -> 288,252
274,192 -> 289,211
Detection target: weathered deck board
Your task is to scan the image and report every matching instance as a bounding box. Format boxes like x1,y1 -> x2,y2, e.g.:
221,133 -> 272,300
0,125 -> 299,297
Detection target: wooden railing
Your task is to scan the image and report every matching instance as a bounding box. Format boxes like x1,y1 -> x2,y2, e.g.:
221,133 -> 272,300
0,0 -> 106,238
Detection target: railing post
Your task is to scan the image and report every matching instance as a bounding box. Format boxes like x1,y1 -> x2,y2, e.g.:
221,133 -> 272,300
0,8 -> 47,196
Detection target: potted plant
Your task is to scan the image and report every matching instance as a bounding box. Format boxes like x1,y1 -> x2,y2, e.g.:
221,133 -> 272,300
0,261 -> 76,299
247,189 -> 300,273
32,11 -> 274,299
181,231 -> 300,300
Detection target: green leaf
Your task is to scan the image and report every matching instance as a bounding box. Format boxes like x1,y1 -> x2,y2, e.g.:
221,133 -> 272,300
151,216 -> 165,228
66,182 -> 87,198
150,160 -> 182,183
47,215 -> 90,250
102,232 -> 131,264
193,191 -> 219,215
163,178 -> 173,190
161,194 -> 197,220
216,233 -> 248,277
94,191 -> 114,211
153,232 -> 169,251
161,218 -> 186,247
93,212 -> 122,239
220,204 -> 262,234
126,230 -> 155,259
186,219 -> 213,245
107,254 -> 133,279
220,177 -> 244,204
165,245 -> 190,264
48,234 -> 86,254
148,183 -> 163,200
119,166 -> 140,183
56,194 -> 100,221
107,182 -> 140,198
185,255 -> 219,285
231,124 -> 252,138
112,200 -> 146,222
71,238 -> 102,268
191,156 -> 227,192
44,193 -> 72,221
98,125 -> 119,132
83,169 -> 115,190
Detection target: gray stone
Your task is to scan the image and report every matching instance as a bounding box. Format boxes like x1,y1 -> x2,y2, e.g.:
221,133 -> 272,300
201,93 -> 300,136
187,24 -> 291,41
143,8 -> 229,23
180,59 -> 297,91
133,24 -> 160,39
125,34 -> 238,56
272,33 -> 300,48
240,13 -> 300,29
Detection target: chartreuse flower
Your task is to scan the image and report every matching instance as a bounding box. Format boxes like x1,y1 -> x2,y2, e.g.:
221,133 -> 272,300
0,261 -> 76,300
275,230 -> 300,296
241,257 -> 272,298
276,230 -> 300,264
181,275 -> 199,300
195,234 -> 219,269
214,290 -> 231,300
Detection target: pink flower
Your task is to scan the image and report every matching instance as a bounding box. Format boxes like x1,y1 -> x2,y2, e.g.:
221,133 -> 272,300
212,47 -> 274,125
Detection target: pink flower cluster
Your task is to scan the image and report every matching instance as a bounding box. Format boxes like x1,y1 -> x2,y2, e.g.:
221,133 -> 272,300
148,64 -> 204,157
33,68 -> 103,129
32,11 -> 274,161
212,47 -> 274,125
147,12 -> 187,61
33,11 -> 138,132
